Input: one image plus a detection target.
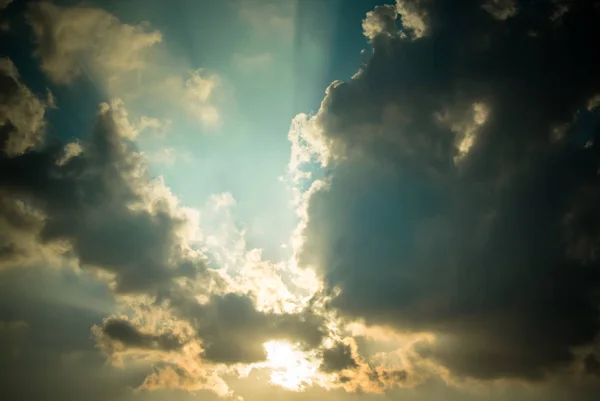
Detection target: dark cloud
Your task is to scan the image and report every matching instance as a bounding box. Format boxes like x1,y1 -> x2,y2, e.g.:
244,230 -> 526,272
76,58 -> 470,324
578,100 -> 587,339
320,342 -> 358,373
0,57 -> 46,157
100,318 -> 184,352
299,0 -> 600,382
0,60 -> 204,292
172,292 -> 325,364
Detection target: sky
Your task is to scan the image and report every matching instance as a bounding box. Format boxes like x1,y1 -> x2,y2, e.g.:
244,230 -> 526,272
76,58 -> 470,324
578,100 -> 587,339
1,0 -> 600,400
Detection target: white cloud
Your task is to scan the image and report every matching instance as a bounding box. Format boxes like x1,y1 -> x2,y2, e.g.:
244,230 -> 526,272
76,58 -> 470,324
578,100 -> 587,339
362,5 -> 399,41
28,2 -> 161,85
27,2 -> 221,127
396,0 -> 429,39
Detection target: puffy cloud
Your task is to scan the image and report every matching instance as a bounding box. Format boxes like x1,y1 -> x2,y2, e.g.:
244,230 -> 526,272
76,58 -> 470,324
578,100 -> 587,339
362,5 -> 399,41
294,0 -> 600,385
0,98 -> 205,292
0,57 -> 211,292
0,58 -> 47,157
27,2 -> 221,126
395,0 -> 429,38
27,2 -> 161,85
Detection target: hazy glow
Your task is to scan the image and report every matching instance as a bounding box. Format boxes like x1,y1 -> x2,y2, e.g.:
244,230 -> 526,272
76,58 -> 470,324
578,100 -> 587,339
263,341 -> 320,391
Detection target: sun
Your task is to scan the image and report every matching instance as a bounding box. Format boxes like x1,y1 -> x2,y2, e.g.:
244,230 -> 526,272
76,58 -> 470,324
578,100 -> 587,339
263,340 -> 320,391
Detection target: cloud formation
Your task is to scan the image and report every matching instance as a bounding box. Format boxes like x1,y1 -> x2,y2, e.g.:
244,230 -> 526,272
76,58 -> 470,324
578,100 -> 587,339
0,58 -> 47,157
170,292 -> 325,364
27,2 -> 221,126
0,94 -> 205,293
5,1 -> 600,400
320,341 -> 358,373
0,56 -> 326,397
296,0 -> 600,383
99,318 -> 185,352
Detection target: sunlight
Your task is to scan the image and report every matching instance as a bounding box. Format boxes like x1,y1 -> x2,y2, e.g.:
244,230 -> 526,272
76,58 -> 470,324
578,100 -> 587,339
263,341 -> 320,391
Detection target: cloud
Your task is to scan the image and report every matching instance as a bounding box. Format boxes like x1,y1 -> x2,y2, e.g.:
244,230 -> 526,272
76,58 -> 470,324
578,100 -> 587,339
395,0 -> 429,38
27,2 -> 161,85
481,0 -> 519,20
0,58 -> 329,396
0,61 -> 208,294
0,59 -> 249,398
362,5 -> 399,41
169,292 -> 325,364
1,5 -> 339,399
98,318 -> 185,352
294,0 -> 600,384
0,58 -> 47,157
320,341 -> 358,373
27,2 -> 221,126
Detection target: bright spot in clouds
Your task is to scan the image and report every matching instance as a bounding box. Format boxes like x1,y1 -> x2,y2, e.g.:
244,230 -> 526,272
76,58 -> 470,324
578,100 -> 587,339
263,341 -> 320,391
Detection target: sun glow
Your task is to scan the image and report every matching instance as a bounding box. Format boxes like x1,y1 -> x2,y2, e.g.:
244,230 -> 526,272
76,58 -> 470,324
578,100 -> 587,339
263,341 -> 320,391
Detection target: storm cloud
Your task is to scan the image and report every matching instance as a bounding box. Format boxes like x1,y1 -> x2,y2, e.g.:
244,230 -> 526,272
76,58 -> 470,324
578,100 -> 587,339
298,0 -> 600,382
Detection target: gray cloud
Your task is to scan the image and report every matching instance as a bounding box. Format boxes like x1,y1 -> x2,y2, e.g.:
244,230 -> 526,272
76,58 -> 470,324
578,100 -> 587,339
100,318 -> 185,352
320,342 -> 358,373
0,57 -> 46,157
0,69 -> 204,292
298,0 -> 600,383
171,292 -> 325,364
